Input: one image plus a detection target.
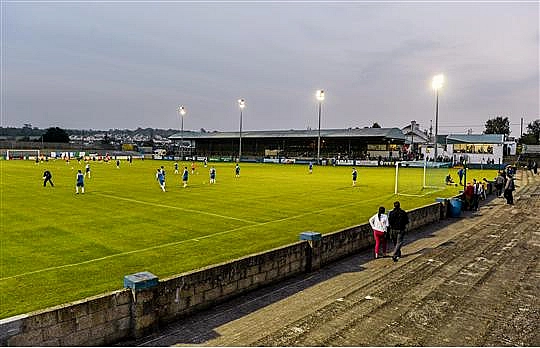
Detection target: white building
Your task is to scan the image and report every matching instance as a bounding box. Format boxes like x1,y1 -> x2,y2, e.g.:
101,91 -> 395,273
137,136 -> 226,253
444,134 -> 506,165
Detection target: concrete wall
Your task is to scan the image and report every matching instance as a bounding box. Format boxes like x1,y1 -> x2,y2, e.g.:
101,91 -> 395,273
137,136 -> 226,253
1,202 -> 442,346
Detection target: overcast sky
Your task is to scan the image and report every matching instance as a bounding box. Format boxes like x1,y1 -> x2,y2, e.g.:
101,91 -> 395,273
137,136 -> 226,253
3,1 -> 538,136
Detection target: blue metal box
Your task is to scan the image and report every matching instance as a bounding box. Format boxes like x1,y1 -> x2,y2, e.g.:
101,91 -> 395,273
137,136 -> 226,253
123,271 -> 159,291
300,231 -> 322,241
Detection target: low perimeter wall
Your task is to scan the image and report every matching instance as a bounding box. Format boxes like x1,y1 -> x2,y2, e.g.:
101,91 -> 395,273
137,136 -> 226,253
1,202 -> 444,346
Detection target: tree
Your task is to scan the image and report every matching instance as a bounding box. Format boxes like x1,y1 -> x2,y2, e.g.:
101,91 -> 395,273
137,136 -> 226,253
521,120 -> 540,145
372,122 -> 381,128
527,119 -> 540,139
484,116 -> 510,135
42,127 -> 70,143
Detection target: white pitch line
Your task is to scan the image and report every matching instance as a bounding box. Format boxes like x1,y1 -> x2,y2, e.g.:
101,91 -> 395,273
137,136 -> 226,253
94,192 -> 259,224
1,193 -> 394,281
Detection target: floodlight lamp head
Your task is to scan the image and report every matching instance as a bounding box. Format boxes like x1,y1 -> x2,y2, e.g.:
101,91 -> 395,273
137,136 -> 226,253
178,105 -> 187,116
432,74 -> 444,90
238,98 -> 246,109
316,89 -> 325,101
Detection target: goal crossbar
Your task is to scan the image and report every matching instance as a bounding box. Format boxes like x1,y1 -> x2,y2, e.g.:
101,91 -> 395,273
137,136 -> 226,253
6,149 -> 40,160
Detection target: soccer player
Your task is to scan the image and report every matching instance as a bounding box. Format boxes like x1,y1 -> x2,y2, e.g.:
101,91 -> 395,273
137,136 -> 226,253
116,159 -> 120,168
156,168 -> 166,192
182,166 -> 189,187
209,166 -> 216,184
191,162 -> 196,174
309,162 -> 313,174
204,158 -> 208,167
75,170 -> 85,194
160,166 -> 166,179
174,162 -> 179,174
352,167 -> 358,186
235,164 -> 240,178
43,170 -> 54,187
85,163 -> 91,178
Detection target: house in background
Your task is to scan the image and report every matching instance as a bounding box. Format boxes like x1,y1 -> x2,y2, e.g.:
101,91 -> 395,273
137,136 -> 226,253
444,134 -> 506,166
401,120 -> 430,159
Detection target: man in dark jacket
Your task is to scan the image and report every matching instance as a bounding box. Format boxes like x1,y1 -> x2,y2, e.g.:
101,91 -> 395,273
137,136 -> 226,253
43,170 -> 54,187
388,201 -> 409,262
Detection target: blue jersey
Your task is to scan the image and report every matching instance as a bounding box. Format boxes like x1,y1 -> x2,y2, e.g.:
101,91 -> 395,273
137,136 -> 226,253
157,172 -> 165,184
235,165 -> 240,175
210,168 -> 216,179
309,163 -> 313,170
352,170 -> 358,180
182,169 -> 189,181
76,173 -> 84,185
174,163 -> 178,170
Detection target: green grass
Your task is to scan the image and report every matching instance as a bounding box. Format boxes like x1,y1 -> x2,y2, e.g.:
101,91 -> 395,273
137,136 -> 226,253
0,159 -> 497,318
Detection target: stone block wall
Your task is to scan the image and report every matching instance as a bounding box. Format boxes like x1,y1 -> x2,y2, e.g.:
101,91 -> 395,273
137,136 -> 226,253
0,290 -> 132,346
407,203 -> 441,230
136,241 -> 308,336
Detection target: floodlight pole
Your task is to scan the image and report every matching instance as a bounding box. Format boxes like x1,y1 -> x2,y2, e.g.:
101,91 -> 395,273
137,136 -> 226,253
317,102 -> 322,164
239,109 -> 243,160
177,105 -> 186,160
316,90 -> 325,164
238,99 -> 246,162
434,89 -> 439,162
432,74 -> 444,163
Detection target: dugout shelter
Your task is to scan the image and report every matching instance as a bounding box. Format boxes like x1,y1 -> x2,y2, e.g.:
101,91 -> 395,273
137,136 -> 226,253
169,127 -> 405,163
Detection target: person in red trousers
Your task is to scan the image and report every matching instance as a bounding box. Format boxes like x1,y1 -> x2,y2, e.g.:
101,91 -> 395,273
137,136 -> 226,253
369,206 -> 389,259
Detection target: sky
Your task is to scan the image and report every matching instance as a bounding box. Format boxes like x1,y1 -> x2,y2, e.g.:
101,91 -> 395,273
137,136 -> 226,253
2,1 -> 539,136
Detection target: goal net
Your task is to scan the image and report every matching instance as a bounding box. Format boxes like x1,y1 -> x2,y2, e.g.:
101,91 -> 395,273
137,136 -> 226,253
6,149 -> 41,160
394,160 -> 449,196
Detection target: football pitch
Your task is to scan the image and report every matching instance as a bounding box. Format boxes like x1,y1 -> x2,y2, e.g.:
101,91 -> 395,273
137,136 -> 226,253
0,159 -> 497,318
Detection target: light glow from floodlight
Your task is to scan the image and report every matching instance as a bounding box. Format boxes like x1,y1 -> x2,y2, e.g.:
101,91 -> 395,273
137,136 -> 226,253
316,89 -> 325,101
432,74 -> 444,90
238,98 -> 246,109
177,105 -> 186,116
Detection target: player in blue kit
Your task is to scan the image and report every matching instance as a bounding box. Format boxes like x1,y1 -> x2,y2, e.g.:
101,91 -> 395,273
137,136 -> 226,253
174,162 -> 179,174
235,164 -> 240,178
75,170 -> 85,194
309,162 -> 313,174
352,167 -> 358,186
182,166 -> 189,187
156,168 -> 166,192
209,166 -> 216,184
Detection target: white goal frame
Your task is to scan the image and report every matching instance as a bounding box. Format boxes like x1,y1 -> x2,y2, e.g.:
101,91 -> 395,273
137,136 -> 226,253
394,160 -> 446,196
6,149 -> 41,160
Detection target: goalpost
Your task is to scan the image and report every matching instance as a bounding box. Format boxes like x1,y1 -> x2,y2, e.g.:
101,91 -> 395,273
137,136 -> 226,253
394,160 -> 449,196
6,149 -> 41,160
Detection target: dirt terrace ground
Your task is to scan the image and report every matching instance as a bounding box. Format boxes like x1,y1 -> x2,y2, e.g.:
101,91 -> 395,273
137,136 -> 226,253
121,170 -> 540,347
